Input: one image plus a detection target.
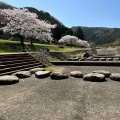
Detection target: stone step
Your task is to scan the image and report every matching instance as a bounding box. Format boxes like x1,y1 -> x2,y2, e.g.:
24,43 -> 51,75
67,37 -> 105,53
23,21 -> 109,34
0,65 -> 7,69
0,65 -> 43,76
0,54 -> 30,58
0,53 -> 43,75
5,61 -> 39,68
0,62 -> 42,73
0,56 -> 34,61
2,59 -> 37,64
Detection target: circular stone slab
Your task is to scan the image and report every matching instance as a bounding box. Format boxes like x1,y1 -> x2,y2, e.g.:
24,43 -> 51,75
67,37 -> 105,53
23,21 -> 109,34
79,58 -> 86,61
93,70 -> 111,78
0,75 -> 19,85
70,71 -> 83,78
92,58 -> 99,61
50,72 -> 69,80
35,71 -> 51,78
14,71 -> 31,78
113,58 -> 119,61
83,73 -> 105,82
100,58 -> 106,61
30,68 -> 45,74
106,58 -> 113,61
110,73 -> 120,81
85,57 -> 92,61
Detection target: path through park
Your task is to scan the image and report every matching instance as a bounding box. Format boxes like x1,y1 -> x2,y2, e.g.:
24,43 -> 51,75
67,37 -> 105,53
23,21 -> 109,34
0,66 -> 120,120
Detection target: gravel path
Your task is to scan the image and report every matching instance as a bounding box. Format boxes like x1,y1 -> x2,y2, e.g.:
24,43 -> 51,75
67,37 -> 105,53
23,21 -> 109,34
0,66 -> 120,120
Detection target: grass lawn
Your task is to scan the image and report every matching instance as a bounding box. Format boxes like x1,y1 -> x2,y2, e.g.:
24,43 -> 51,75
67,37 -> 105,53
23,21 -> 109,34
44,66 -> 55,72
71,53 -> 83,57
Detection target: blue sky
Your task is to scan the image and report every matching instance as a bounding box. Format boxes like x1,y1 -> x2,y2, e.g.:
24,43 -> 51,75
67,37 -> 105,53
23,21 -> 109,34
1,0 -> 120,28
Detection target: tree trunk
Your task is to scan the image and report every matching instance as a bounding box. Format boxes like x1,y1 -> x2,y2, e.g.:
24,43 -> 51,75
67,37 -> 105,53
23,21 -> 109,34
21,38 -> 25,50
13,34 -> 25,51
30,39 -> 33,46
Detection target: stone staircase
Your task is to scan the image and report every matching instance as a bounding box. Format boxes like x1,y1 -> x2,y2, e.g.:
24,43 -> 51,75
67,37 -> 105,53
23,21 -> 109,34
0,53 -> 43,76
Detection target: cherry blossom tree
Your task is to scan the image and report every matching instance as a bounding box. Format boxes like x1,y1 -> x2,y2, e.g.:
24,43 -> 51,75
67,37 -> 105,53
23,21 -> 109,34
58,35 -> 90,48
0,8 -> 56,49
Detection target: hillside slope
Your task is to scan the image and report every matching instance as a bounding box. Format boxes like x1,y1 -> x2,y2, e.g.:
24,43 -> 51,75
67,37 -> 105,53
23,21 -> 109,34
26,7 -> 63,26
72,26 -> 120,45
0,1 -> 14,9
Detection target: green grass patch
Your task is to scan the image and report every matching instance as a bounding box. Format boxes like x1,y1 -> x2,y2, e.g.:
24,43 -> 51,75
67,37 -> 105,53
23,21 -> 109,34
44,66 -> 55,72
50,46 -> 89,52
50,58 -> 62,62
71,53 -> 83,57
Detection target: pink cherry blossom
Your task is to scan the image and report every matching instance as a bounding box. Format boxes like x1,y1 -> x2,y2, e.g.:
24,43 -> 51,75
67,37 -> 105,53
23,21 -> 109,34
0,8 -> 56,42
58,35 -> 90,48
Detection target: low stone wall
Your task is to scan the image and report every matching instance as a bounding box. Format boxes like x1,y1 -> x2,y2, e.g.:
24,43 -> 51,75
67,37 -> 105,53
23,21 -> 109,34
29,52 -> 50,66
50,52 -> 70,61
66,49 -> 91,55
51,61 -> 120,66
29,51 -> 70,66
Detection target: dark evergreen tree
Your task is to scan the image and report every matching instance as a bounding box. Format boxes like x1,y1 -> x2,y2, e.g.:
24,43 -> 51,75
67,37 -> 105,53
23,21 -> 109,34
73,27 -> 84,40
52,25 -> 68,40
65,28 -> 73,36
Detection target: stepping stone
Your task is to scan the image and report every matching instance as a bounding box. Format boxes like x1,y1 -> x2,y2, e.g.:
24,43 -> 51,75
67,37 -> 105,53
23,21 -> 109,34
35,71 -> 51,78
100,58 -> 106,61
67,57 -> 79,61
0,75 -> 19,85
83,73 -> 105,82
92,58 -> 99,61
50,72 -> 69,80
14,71 -> 31,78
93,70 -> 111,77
85,57 -> 92,61
79,58 -> 86,61
72,57 -> 80,59
113,58 -> 119,61
110,73 -> 120,81
67,58 -> 72,61
30,68 -> 45,74
106,58 -> 113,61
70,71 -> 83,78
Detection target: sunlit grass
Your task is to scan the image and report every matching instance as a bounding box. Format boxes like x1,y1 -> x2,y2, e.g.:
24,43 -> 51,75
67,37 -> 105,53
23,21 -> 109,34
44,66 -> 55,72
0,39 -> 20,43
71,53 -> 83,57
50,58 -> 62,62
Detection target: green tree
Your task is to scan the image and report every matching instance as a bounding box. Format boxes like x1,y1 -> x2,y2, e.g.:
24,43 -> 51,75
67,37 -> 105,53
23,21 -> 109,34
73,27 -> 84,40
52,25 -> 68,40
65,28 -> 73,36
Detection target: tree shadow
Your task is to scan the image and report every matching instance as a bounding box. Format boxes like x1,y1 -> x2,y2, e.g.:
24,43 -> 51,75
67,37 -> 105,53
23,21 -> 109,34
0,81 -> 19,86
83,78 -> 107,82
50,76 -> 69,80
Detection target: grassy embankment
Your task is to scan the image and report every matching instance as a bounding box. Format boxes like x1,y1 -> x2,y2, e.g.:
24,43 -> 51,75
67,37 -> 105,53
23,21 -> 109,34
0,39 -> 90,53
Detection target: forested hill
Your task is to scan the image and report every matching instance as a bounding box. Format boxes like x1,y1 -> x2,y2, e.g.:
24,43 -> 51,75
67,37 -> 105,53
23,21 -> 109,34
26,7 -> 63,26
0,2 -> 62,26
0,1 -> 14,9
72,26 -> 120,45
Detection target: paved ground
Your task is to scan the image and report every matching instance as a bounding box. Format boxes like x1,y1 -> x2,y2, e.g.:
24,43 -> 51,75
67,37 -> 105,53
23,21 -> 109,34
0,66 -> 120,120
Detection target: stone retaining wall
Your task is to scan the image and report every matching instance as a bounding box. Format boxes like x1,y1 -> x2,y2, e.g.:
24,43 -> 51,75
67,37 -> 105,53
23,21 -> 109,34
29,51 -> 70,66
51,61 -> 120,66
66,49 -> 91,55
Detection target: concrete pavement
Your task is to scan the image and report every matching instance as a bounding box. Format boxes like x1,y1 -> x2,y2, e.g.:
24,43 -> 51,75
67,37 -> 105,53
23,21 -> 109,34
0,66 -> 120,120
